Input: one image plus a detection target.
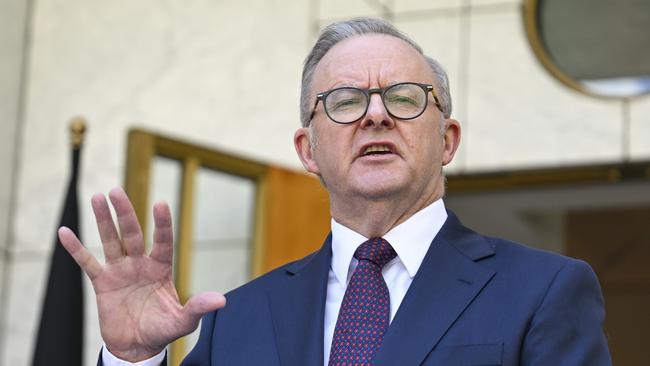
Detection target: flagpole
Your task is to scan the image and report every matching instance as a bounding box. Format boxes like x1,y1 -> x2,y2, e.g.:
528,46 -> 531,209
32,116 -> 87,366
70,116 -> 86,149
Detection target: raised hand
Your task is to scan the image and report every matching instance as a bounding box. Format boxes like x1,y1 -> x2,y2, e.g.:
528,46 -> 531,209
58,187 -> 226,362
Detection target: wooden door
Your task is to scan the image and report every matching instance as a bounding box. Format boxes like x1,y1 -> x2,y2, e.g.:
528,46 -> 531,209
567,206 -> 650,366
258,166 -> 330,273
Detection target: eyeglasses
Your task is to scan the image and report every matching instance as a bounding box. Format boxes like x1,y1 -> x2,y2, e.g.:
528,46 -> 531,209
308,82 -> 443,124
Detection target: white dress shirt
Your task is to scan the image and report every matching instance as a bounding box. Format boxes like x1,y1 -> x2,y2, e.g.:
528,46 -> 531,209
324,199 -> 447,364
104,199 -> 448,366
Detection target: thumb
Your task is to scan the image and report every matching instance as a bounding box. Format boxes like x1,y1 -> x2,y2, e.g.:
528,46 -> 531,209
180,292 -> 227,331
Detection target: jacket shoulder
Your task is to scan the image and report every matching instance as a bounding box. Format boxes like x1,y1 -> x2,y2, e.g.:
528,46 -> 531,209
486,235 -> 578,270
224,249 -> 321,302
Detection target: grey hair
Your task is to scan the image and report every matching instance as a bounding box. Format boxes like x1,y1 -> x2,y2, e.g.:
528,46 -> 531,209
300,17 -> 453,128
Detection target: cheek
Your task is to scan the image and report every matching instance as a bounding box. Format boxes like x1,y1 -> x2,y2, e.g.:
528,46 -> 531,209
312,136 -> 342,170
409,132 -> 444,167
405,128 -> 436,153
318,127 -> 354,156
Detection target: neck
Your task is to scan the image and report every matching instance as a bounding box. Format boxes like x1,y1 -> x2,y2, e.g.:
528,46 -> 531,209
329,181 -> 445,238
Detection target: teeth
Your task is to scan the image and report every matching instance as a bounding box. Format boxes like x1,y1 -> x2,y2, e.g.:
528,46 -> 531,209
364,145 -> 391,154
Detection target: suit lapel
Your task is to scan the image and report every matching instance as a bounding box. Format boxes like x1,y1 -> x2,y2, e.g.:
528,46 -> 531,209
374,213 -> 496,366
267,235 -> 332,366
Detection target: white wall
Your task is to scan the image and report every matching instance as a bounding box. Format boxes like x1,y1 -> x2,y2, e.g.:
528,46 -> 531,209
2,0 -> 649,365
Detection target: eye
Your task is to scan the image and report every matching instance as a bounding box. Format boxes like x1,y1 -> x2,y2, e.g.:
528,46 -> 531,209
331,98 -> 362,111
384,84 -> 426,115
327,89 -> 365,112
386,95 -> 419,106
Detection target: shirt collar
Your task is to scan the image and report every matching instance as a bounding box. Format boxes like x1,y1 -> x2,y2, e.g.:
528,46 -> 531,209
330,199 -> 448,286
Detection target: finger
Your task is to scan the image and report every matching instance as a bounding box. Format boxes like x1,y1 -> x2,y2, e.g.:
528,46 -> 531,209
179,292 -> 227,334
58,226 -> 103,280
108,187 -> 145,256
149,201 -> 174,264
91,193 -> 124,261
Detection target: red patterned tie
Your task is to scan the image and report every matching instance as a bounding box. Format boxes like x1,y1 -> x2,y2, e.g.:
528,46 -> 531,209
329,237 -> 397,366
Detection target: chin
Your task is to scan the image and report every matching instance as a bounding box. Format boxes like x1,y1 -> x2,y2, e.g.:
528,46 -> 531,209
350,176 -> 409,200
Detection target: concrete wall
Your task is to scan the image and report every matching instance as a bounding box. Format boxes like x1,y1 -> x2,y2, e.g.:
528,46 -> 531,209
2,0 -> 649,364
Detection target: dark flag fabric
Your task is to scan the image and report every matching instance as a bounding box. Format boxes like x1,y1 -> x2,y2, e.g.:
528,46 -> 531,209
32,141 -> 84,366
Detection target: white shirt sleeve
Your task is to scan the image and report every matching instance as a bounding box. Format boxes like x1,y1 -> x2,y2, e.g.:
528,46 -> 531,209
101,345 -> 166,366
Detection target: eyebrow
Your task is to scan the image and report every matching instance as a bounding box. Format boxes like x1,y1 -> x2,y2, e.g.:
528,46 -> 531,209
322,80 -> 408,92
323,82 -> 361,91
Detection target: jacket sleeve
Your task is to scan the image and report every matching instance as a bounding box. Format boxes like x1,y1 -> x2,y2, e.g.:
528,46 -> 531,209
521,258 -> 612,365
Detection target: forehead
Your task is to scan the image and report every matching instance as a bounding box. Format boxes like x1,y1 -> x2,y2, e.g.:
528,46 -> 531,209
313,34 -> 433,91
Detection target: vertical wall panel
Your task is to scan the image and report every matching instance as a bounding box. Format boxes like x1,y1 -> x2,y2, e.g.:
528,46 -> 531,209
0,0 -> 30,362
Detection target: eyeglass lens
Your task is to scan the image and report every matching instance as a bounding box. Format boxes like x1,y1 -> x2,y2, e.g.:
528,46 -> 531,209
324,83 -> 427,123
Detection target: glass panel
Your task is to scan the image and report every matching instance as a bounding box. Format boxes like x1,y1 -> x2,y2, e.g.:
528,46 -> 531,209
184,167 -> 256,354
148,157 -> 182,246
535,0 -> 650,97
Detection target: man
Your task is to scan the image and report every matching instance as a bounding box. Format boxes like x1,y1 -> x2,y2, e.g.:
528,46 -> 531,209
59,17 -> 611,365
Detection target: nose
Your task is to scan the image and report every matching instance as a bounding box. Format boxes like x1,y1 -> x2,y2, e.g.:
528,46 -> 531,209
360,93 -> 395,129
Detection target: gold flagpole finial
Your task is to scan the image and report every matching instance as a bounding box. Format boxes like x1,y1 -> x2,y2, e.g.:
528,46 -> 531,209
69,116 -> 87,148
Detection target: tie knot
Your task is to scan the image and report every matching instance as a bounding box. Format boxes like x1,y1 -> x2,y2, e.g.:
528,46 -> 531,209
354,237 -> 397,268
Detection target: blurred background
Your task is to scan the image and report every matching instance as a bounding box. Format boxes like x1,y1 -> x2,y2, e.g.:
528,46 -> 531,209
0,0 -> 648,365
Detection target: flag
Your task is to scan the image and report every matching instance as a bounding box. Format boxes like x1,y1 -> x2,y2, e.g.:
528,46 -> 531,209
32,123 -> 85,365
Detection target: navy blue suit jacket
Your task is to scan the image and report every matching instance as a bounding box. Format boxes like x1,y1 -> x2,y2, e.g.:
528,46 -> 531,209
102,212 -> 612,365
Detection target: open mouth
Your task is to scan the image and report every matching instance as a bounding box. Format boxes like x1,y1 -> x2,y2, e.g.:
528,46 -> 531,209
361,145 -> 394,156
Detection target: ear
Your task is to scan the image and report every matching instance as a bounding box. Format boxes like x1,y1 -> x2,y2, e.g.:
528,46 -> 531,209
294,127 -> 321,175
441,118 -> 461,166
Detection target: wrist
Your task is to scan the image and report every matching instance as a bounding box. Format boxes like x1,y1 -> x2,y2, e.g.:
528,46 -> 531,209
104,344 -> 166,363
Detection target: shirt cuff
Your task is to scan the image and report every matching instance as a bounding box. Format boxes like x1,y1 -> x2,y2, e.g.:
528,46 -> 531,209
102,345 -> 166,366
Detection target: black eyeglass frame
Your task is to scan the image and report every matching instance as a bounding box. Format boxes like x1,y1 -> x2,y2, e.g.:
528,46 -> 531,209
308,82 -> 444,124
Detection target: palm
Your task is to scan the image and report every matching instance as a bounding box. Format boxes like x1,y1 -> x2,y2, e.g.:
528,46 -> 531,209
94,256 -> 178,354
58,188 -> 225,362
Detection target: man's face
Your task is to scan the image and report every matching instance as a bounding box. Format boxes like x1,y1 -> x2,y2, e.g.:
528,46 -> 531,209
295,34 -> 460,208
